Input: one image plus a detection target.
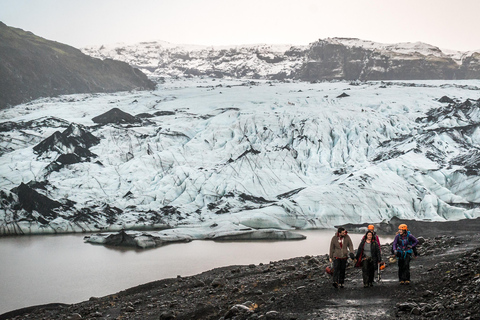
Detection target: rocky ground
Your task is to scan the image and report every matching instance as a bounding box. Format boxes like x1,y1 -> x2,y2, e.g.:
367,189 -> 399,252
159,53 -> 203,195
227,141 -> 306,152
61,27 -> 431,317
2,220 -> 480,320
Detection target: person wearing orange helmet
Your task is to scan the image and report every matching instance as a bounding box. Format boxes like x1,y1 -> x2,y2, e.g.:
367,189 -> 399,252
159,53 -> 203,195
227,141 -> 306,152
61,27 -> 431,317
361,224 -> 381,251
392,224 -> 418,285
354,230 -> 382,288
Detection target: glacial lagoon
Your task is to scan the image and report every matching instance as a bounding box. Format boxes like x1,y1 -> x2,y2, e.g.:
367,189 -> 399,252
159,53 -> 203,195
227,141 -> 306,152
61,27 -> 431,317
0,230 -> 394,314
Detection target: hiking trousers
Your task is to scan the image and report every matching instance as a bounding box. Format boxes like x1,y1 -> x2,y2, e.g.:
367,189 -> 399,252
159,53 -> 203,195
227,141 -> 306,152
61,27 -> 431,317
398,253 -> 411,281
333,258 -> 347,284
361,257 -> 375,285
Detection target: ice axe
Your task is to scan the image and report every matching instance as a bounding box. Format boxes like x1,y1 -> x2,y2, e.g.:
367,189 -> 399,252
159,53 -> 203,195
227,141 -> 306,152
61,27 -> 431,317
377,261 -> 385,282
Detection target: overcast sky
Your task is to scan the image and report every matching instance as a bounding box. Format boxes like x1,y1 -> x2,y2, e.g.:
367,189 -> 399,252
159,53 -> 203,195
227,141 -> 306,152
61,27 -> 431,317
1,0 -> 480,51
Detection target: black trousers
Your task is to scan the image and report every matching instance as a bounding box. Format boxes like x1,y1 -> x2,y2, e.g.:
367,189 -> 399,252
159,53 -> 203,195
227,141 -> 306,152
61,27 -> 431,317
361,257 -> 375,285
333,258 -> 347,284
398,253 -> 411,281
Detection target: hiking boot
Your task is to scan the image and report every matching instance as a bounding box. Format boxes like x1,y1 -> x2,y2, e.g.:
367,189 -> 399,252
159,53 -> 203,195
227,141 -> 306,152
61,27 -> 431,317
400,281 -> 405,285
363,284 -> 369,288
332,282 -> 338,288
369,283 -> 373,287
339,284 -> 344,288
405,280 -> 410,285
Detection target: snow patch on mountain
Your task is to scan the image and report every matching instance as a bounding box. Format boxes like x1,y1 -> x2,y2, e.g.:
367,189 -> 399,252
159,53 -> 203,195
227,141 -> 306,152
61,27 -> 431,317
82,38 -> 480,80
82,41 -> 306,79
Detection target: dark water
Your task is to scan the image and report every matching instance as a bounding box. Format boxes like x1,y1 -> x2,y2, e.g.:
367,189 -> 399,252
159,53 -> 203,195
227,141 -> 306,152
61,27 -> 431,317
0,230 -> 394,314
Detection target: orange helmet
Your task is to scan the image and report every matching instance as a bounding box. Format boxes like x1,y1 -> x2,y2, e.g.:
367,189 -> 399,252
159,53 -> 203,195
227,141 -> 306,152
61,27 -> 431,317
398,224 -> 408,231
368,225 -> 375,230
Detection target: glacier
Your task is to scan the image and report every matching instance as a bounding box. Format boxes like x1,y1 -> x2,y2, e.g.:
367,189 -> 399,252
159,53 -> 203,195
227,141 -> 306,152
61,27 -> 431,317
1,78 -> 480,238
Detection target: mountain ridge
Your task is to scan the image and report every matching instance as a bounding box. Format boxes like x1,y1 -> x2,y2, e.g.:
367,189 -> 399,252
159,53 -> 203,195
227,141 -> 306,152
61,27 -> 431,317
82,37 -> 480,81
0,22 -> 156,110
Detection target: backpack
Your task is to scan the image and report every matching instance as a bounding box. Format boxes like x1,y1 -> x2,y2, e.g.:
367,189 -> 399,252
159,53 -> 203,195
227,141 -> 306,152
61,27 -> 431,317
395,231 -> 414,258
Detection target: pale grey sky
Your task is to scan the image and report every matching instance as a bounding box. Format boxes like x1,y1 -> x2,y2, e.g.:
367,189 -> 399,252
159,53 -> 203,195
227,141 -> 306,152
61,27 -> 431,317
1,0 -> 479,51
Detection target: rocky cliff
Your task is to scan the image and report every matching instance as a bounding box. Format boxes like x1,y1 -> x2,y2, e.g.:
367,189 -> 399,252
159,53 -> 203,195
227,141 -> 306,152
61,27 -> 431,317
0,22 -> 156,109
298,39 -> 462,81
82,38 -> 480,81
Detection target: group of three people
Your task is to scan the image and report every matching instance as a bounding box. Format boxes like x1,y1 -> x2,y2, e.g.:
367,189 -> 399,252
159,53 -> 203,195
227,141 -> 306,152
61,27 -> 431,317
329,224 -> 418,288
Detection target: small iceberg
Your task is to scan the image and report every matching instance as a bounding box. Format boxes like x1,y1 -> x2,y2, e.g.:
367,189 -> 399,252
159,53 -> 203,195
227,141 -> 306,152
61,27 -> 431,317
84,222 -> 306,249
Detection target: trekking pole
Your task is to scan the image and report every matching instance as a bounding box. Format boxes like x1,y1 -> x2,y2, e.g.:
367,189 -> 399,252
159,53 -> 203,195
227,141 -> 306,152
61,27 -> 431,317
377,263 -> 381,282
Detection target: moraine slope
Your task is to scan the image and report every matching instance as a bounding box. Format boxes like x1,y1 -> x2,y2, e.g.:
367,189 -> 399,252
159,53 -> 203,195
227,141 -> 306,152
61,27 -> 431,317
0,22 -> 155,110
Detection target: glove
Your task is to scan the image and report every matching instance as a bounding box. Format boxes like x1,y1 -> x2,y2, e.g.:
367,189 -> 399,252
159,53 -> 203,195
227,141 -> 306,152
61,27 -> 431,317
349,252 -> 355,260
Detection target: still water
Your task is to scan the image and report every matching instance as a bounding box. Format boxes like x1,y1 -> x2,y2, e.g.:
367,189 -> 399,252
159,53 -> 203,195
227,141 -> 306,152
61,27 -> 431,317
0,230 -> 394,314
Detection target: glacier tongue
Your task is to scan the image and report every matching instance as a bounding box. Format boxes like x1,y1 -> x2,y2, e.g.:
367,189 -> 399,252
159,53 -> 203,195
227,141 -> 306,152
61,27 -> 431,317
1,79 -> 480,236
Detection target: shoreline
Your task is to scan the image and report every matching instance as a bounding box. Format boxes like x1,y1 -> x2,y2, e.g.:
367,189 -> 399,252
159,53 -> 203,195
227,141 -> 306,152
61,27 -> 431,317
3,216 -> 480,238
2,219 -> 480,319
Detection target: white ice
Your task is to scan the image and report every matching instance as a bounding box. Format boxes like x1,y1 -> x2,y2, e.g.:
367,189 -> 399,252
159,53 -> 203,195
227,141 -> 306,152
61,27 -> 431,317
1,78 -> 480,236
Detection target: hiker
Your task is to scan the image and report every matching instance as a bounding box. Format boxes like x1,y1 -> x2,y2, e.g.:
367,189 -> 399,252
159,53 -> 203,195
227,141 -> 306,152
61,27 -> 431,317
392,224 -> 419,285
361,225 -> 381,250
355,230 -> 381,287
391,228 -> 417,257
329,227 -> 355,288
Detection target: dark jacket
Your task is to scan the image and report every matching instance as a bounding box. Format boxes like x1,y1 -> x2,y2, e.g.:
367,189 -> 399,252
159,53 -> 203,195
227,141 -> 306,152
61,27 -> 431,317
355,238 -> 381,267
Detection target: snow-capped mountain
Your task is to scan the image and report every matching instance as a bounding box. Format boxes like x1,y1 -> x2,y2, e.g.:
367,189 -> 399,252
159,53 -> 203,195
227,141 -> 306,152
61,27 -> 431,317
1,78 -> 480,236
82,38 -> 480,81
82,41 -> 306,80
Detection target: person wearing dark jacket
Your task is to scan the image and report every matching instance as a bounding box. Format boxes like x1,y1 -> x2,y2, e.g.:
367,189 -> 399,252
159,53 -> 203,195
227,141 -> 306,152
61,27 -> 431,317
361,224 -> 381,252
329,227 -> 355,288
355,230 -> 381,287
392,224 -> 419,284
